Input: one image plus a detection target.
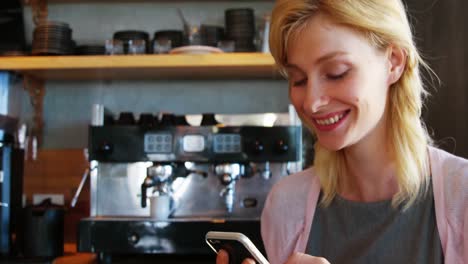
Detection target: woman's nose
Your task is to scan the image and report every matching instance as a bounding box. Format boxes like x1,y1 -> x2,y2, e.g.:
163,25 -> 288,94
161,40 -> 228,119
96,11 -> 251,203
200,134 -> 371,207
303,83 -> 329,114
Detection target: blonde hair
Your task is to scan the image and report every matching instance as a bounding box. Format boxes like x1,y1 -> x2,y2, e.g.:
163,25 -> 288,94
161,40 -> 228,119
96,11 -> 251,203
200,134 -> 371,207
270,0 -> 433,209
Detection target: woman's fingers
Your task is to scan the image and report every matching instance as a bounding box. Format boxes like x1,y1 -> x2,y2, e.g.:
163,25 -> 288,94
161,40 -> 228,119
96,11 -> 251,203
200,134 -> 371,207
216,249 -> 229,264
241,258 -> 256,264
286,252 -> 331,264
216,250 -> 256,264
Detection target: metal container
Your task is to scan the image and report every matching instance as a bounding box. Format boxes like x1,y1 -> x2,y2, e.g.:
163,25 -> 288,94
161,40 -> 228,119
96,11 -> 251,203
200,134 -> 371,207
19,199 -> 65,259
0,72 -> 23,118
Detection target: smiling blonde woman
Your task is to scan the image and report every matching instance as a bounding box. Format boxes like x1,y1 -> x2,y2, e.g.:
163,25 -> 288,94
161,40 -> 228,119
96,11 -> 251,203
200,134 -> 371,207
216,1 -> 468,264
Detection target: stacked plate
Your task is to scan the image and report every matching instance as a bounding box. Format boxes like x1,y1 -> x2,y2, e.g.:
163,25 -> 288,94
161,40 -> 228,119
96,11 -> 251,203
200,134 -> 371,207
32,21 -> 74,55
225,8 -> 256,52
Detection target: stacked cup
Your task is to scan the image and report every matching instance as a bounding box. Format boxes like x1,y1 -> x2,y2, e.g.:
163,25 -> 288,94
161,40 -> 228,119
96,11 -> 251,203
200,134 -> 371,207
225,8 -> 256,52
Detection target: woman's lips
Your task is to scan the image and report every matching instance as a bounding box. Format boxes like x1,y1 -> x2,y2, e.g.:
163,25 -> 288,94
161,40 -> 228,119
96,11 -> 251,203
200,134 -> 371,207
312,110 -> 350,132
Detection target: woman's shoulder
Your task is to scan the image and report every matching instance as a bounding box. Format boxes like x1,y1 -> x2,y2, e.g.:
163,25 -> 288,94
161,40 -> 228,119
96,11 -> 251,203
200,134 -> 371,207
429,146 -> 468,192
429,146 -> 468,172
429,147 -> 468,262
261,167 -> 321,264
262,167 -> 320,221
268,167 -> 319,202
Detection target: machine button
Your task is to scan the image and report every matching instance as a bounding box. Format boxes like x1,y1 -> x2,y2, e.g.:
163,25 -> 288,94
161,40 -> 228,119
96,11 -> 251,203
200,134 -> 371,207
128,233 -> 140,245
233,145 -> 241,152
183,135 -> 205,152
275,140 -> 289,154
98,141 -> 113,155
252,140 -> 264,154
215,145 -> 223,152
225,144 -> 232,152
163,144 -> 171,152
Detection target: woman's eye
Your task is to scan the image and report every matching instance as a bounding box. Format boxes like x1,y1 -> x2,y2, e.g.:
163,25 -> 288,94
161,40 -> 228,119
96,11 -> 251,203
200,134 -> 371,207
326,70 -> 349,81
292,79 -> 307,86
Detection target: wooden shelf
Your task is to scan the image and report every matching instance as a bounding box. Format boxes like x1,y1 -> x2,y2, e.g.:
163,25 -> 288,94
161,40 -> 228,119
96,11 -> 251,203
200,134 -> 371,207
23,0 -> 272,4
0,53 -> 280,80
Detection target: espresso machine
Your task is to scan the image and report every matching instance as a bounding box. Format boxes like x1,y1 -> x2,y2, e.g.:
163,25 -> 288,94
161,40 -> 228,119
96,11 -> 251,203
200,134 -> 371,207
0,71 -> 25,258
78,105 -> 302,263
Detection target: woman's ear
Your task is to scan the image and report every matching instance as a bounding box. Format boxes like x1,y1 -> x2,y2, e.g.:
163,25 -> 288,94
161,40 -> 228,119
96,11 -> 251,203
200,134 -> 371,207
387,45 -> 407,85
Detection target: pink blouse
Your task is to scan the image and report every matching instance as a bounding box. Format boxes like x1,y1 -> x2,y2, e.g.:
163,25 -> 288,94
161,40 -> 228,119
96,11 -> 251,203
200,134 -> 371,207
261,147 -> 468,264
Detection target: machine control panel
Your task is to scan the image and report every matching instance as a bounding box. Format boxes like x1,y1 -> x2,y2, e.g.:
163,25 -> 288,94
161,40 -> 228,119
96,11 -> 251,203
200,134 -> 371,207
89,126 -> 301,162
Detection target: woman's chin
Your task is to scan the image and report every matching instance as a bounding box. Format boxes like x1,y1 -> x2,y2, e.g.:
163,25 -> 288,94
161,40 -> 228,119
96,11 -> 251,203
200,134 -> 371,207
316,140 -> 347,152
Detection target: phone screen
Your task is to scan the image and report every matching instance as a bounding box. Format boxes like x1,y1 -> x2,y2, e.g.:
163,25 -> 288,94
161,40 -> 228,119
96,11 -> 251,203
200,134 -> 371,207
207,238 -> 257,264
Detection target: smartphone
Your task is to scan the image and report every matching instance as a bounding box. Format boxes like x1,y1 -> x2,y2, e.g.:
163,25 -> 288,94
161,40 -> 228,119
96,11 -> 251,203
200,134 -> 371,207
205,231 -> 269,264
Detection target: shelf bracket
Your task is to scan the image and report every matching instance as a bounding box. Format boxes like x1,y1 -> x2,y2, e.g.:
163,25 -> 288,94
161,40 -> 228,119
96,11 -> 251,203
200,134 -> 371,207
25,0 -> 48,25
23,76 -> 45,147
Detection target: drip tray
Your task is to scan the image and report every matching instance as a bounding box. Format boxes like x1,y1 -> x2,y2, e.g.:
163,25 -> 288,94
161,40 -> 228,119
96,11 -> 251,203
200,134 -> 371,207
78,217 -> 263,255
170,211 -> 260,221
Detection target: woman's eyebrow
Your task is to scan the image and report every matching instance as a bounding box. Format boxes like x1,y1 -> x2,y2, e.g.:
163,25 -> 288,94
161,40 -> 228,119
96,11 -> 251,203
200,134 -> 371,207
286,51 -> 349,70
315,51 -> 348,64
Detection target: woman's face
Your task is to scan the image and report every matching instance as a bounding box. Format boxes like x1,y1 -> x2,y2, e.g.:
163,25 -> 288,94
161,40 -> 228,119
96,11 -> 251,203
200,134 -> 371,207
287,14 -> 397,151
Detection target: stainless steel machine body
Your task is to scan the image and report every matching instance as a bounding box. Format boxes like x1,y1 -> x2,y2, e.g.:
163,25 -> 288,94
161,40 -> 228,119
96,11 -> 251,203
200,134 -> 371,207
78,108 -> 303,261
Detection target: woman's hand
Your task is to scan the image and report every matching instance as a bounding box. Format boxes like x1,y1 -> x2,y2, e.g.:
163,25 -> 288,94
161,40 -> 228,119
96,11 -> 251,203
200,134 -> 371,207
285,252 -> 331,264
216,249 -> 255,264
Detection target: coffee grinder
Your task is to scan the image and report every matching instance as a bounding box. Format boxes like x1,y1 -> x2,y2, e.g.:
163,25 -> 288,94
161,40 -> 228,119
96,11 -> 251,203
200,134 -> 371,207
0,71 -> 25,258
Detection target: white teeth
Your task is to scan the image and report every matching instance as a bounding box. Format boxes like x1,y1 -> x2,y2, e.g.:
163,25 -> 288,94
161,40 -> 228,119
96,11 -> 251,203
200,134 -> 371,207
315,113 -> 346,126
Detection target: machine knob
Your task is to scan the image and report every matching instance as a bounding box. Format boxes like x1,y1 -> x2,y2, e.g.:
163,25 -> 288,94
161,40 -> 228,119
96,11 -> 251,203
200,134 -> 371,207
252,140 -> 264,154
98,141 -> 113,155
275,140 -> 289,154
128,233 -> 140,245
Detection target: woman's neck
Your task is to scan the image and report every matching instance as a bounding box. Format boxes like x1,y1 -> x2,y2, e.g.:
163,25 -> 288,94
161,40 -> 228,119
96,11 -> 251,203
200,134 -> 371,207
339,121 -> 398,202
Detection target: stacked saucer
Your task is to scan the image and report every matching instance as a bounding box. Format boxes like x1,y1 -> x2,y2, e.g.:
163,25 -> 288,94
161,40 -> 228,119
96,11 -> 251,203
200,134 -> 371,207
32,21 -> 74,55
